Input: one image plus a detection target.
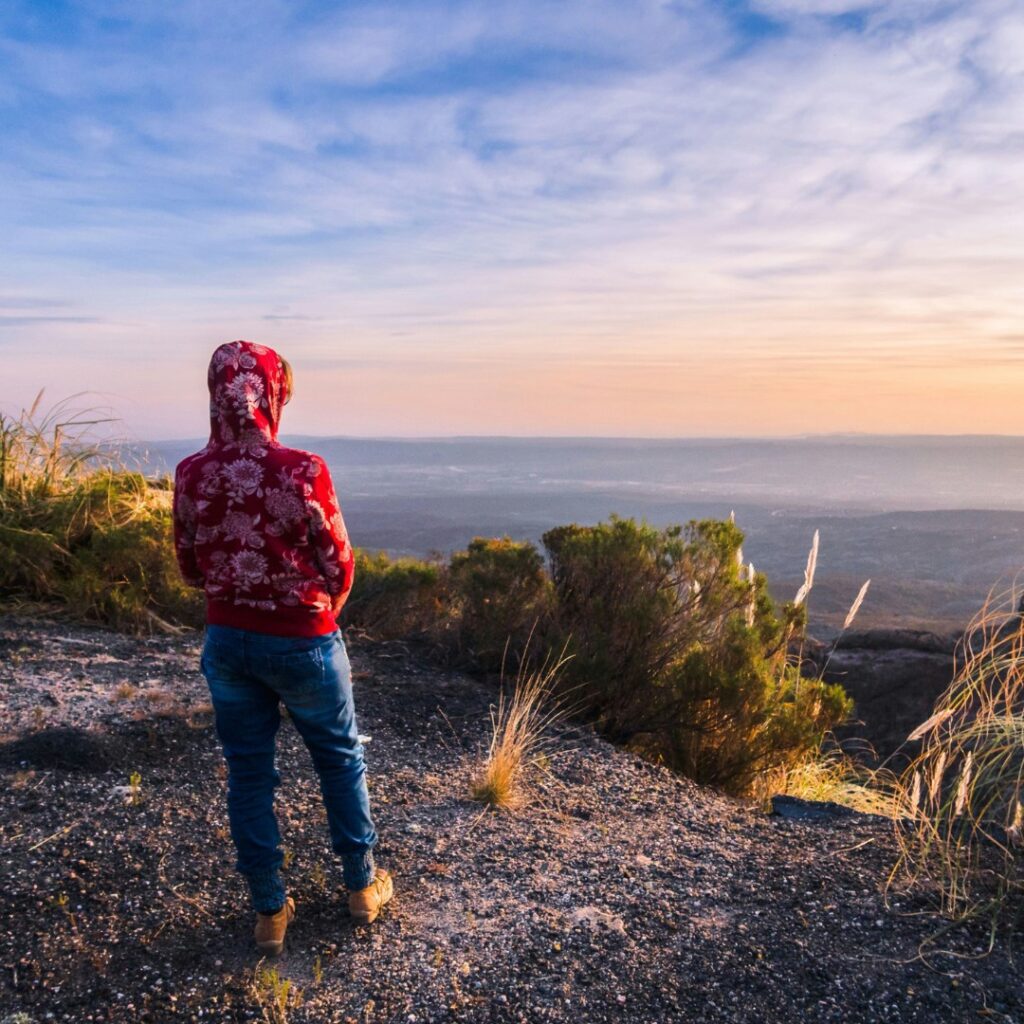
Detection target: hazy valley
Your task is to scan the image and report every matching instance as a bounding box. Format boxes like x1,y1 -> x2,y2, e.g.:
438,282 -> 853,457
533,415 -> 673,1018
148,435 -> 1024,635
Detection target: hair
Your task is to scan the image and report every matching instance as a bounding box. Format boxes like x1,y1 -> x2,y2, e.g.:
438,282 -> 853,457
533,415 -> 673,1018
281,357 -> 293,404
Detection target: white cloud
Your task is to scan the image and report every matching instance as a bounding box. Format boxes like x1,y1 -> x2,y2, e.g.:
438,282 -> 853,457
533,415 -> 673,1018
0,0 -> 1022,435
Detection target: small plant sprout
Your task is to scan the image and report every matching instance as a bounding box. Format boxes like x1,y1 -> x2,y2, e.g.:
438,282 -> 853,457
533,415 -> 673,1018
312,956 -> 323,986
251,963 -> 303,1024
308,862 -> 327,890
128,770 -> 142,806
50,891 -> 78,934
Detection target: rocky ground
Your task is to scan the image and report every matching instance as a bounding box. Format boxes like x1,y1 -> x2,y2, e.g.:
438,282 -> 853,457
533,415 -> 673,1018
0,613 -> 1021,1024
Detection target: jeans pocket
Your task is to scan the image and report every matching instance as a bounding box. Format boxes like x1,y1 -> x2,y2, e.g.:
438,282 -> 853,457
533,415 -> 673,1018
264,646 -> 326,701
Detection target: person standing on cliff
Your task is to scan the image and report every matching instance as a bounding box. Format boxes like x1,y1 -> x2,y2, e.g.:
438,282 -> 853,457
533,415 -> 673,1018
172,340 -> 392,955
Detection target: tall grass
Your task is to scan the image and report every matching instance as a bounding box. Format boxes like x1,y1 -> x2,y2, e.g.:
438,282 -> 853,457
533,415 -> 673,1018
470,643 -> 572,809
766,533 -> 876,809
891,582 -> 1024,923
0,392 -> 201,631
0,390 -> 117,496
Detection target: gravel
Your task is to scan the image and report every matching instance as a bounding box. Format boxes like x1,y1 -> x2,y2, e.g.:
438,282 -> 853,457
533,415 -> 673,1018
0,613 -> 1020,1023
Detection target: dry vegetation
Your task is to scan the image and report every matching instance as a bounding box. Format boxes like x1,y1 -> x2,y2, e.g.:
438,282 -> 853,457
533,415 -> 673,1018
470,644 -> 571,808
891,581 -> 1024,927
250,962 -> 304,1024
0,391 -> 202,630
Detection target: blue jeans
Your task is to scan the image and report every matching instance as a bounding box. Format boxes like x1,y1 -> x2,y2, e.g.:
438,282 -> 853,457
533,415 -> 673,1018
200,625 -> 378,912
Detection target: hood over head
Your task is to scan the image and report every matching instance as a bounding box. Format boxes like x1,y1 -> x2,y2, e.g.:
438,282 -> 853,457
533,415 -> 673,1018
207,340 -> 287,446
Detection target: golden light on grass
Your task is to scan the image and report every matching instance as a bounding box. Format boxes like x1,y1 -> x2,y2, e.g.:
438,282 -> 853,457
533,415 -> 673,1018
250,963 -> 302,1024
0,391 -> 201,632
470,645 -> 571,810
843,579 -> 871,631
793,529 -> 819,608
761,741 -> 899,817
774,555 -> 876,810
892,580 -> 1024,922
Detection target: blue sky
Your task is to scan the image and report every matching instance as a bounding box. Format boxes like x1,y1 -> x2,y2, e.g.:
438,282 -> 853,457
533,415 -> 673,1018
1,0 -> 1022,438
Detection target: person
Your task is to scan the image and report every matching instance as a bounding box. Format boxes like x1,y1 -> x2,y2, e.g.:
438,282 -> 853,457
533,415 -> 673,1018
172,340 -> 392,955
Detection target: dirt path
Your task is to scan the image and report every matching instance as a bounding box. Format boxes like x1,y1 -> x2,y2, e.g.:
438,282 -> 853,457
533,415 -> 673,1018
0,614 -> 1019,1023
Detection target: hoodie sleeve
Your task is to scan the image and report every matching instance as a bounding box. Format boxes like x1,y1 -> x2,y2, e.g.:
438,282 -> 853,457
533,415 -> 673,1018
306,456 -> 356,607
172,462 -> 205,588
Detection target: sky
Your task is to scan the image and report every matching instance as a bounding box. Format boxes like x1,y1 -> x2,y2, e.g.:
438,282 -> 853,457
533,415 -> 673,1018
1,0 -> 1023,440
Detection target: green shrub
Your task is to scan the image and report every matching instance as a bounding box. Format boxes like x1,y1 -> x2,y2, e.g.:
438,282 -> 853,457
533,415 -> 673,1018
343,548 -> 444,640
543,515 -> 850,794
0,395 -> 855,798
448,536 -> 553,671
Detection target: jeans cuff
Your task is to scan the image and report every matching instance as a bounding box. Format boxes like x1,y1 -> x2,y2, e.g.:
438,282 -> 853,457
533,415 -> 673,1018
342,850 -> 376,891
245,867 -> 286,914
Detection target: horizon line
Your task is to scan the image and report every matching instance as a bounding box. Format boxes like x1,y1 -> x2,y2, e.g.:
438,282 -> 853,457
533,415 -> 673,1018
139,431 -> 1024,445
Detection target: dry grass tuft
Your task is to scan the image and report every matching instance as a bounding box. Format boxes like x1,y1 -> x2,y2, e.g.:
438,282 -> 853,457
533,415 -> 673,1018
470,643 -> 571,809
891,580 -> 1024,924
762,740 -> 898,817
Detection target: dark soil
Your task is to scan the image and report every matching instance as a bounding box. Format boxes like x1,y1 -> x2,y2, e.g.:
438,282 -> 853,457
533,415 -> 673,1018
0,613 -> 1020,1023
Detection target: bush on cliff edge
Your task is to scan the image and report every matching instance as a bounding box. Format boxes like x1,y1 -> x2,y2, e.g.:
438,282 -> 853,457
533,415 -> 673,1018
543,516 -> 851,793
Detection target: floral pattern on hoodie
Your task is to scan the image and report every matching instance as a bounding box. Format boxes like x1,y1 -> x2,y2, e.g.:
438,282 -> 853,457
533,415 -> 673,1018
172,340 -> 355,636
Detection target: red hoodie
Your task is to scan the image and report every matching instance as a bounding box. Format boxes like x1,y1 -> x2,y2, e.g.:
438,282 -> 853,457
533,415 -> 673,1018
172,340 -> 355,637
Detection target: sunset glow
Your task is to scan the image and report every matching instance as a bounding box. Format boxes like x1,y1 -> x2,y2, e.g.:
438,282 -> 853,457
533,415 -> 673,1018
2,1 -> 1022,438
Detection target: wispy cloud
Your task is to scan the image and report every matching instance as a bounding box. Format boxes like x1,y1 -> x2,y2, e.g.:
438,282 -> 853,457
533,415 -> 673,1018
0,315 -> 100,326
0,0 -> 1021,436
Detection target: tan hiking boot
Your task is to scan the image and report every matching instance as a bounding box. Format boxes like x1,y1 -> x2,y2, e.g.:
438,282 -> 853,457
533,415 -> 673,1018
254,896 -> 295,956
348,869 -> 393,925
